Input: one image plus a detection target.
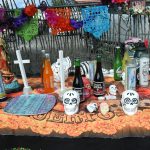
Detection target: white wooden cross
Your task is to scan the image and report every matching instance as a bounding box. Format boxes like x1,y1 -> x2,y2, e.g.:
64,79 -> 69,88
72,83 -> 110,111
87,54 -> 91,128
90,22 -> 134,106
14,50 -> 32,95
59,50 -> 65,92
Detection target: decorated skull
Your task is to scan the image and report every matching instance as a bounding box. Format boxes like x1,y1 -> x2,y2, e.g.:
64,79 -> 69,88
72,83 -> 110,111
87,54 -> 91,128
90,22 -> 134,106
63,90 -> 80,115
52,57 -> 71,82
87,103 -> 98,113
109,85 -> 117,96
121,90 -> 139,116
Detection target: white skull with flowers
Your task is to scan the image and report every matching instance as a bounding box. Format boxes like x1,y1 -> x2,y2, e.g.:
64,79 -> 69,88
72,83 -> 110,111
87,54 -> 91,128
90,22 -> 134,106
63,90 -> 80,115
121,90 -> 139,116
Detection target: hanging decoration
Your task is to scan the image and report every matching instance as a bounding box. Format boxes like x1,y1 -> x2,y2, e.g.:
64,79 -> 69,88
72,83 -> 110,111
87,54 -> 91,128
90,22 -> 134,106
45,8 -> 75,35
24,4 -> 38,17
70,19 -> 83,30
39,1 -> 48,11
12,13 -> 29,29
0,8 -> 6,31
0,8 -> 5,21
129,0 -> 145,15
82,6 -> 110,39
112,0 -> 129,3
16,16 -> 38,41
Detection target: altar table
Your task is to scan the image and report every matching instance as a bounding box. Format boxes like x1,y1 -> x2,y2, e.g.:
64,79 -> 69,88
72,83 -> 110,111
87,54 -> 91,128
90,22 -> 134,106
0,77 -> 150,149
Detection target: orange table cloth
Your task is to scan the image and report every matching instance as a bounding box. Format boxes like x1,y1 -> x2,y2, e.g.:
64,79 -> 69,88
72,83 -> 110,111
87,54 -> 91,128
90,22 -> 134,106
0,77 -> 150,138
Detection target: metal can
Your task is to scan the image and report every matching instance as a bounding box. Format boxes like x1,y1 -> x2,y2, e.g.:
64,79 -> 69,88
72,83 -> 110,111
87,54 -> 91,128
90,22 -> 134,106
0,73 -> 6,100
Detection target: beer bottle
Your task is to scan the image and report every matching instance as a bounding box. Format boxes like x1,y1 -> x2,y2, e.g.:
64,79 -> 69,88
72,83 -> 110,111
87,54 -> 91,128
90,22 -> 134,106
114,46 -> 122,81
43,53 -> 54,93
93,54 -> 105,97
73,58 -> 85,102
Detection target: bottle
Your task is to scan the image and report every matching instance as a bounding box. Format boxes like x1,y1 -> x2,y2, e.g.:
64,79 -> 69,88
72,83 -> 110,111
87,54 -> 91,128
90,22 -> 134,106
93,54 -> 105,97
0,72 -> 6,101
43,53 -> 54,93
73,58 -> 85,102
125,57 -> 137,90
134,42 -> 147,85
40,50 -> 46,83
114,46 -> 122,81
139,53 -> 149,87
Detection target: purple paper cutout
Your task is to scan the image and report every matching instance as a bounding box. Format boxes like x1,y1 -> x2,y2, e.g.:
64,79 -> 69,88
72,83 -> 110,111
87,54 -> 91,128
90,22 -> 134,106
70,19 -> 83,29
0,8 -> 5,21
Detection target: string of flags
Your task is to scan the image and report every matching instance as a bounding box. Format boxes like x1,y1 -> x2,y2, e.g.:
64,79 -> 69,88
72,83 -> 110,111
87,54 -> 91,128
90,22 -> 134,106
0,0 -> 148,41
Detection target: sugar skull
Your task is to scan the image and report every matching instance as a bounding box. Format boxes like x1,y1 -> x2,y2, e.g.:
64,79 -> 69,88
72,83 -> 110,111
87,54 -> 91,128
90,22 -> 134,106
121,90 -> 139,116
109,85 -> 117,96
52,57 -> 71,82
63,90 -> 80,115
87,103 -> 98,113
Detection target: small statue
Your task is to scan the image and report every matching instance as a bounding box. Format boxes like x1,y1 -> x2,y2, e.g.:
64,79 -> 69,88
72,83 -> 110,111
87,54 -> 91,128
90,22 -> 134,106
105,85 -> 117,100
0,38 -> 21,93
87,103 -> 98,113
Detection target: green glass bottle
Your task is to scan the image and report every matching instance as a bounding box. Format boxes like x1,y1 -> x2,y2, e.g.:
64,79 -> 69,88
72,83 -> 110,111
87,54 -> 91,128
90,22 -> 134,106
93,54 -> 105,97
114,46 -> 122,81
73,58 -> 85,102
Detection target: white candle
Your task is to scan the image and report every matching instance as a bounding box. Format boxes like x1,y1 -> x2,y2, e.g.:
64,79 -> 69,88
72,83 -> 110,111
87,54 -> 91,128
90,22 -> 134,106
59,50 -> 65,91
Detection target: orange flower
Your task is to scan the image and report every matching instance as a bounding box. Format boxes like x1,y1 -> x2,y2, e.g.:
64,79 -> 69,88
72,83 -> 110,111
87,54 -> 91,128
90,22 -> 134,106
24,4 -> 37,17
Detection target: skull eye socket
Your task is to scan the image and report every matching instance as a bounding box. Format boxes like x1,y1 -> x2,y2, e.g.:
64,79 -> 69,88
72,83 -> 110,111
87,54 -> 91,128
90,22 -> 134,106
124,98 -> 131,104
64,98 -> 70,104
72,98 -> 77,104
132,98 -> 138,104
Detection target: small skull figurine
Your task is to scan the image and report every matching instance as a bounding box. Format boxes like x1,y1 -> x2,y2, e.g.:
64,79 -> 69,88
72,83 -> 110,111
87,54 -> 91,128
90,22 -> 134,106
87,103 -> 98,113
121,90 -> 139,116
109,85 -> 117,96
63,90 -> 80,115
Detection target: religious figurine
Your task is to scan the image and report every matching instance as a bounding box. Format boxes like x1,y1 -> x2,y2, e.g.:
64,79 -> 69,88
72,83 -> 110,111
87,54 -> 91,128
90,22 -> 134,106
105,85 -> 117,100
0,38 -> 21,93
100,101 -> 109,115
82,76 -> 92,99
87,103 -> 98,113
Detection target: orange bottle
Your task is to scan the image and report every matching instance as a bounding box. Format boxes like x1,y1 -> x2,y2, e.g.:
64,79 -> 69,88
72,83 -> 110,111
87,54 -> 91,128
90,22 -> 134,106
40,50 -> 46,83
43,53 -> 54,93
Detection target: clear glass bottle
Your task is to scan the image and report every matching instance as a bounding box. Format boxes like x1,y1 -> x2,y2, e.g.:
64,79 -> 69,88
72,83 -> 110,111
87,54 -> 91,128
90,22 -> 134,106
139,53 -> 149,87
125,57 -> 136,90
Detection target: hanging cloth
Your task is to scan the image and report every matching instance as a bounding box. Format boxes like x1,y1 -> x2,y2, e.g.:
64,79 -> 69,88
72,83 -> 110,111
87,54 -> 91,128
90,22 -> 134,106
0,8 -> 6,32
45,8 -> 75,35
82,6 -> 110,39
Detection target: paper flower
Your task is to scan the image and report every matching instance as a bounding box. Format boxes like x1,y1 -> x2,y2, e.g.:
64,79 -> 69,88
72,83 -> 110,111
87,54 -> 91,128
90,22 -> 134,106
24,4 -> 38,17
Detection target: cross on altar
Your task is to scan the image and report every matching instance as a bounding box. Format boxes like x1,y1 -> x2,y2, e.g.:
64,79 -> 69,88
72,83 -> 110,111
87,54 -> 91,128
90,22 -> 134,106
14,50 -> 32,95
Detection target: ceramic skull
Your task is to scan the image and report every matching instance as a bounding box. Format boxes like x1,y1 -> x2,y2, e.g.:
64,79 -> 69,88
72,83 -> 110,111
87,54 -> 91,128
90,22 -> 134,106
52,57 -> 71,82
121,90 -> 139,116
87,103 -> 98,113
109,85 -> 117,96
63,90 -> 80,115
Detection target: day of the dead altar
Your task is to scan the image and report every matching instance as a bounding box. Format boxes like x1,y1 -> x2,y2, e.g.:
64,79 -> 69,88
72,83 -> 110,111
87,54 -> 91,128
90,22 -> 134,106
0,77 -> 150,138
